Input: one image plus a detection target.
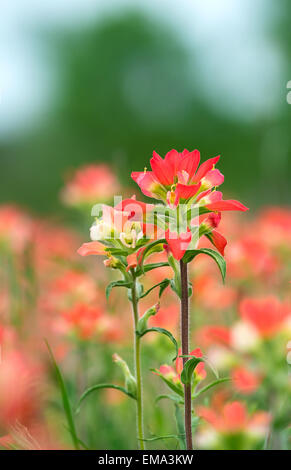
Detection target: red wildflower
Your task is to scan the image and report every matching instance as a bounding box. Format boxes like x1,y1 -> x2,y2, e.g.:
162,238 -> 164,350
0,205 -> 33,252
132,150 -> 223,202
61,164 -> 120,206
132,150 -> 248,213
196,326 -> 231,348
239,296 -> 291,338
0,351 -> 43,427
232,367 -> 261,395
77,241 -> 107,257
197,401 -> 270,435
165,228 -> 192,260
132,150 -> 248,263
192,212 -> 227,255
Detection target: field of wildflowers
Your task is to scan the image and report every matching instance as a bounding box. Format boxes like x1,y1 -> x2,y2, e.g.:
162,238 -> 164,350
0,156 -> 290,450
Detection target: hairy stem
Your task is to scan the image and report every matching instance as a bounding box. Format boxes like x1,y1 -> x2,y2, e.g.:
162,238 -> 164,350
180,260 -> 193,450
131,277 -> 145,450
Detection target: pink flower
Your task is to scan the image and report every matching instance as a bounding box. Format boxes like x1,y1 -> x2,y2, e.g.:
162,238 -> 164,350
61,164 -> 120,206
239,296 -> 291,338
196,326 -> 231,348
77,241 -> 107,257
232,367 -> 261,395
0,351 -> 43,427
0,205 -> 33,252
197,401 -> 270,436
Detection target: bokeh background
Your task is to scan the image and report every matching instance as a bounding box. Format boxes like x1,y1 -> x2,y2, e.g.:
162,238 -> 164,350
0,0 -> 291,451
1,0 -> 290,213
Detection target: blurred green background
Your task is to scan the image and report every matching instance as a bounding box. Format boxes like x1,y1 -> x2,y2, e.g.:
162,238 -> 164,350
1,0 -> 290,214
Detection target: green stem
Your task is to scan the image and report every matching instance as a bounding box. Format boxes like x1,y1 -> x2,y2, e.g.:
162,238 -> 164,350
131,276 -> 145,450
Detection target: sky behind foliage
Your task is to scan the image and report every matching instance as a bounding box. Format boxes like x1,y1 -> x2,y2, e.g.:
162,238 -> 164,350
0,0 -> 290,213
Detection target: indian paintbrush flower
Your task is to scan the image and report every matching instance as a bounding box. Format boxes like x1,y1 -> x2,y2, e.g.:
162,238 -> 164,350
132,148 -> 248,450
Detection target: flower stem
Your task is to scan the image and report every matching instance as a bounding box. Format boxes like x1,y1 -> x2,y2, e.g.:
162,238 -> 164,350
180,259 -> 193,450
131,277 -> 145,450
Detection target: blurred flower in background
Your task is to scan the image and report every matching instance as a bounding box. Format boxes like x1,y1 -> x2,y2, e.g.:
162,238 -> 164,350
61,164 -> 121,208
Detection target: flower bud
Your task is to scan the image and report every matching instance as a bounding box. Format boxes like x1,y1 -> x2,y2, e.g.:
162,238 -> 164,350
112,353 -> 137,398
137,303 -> 160,334
103,256 -> 121,269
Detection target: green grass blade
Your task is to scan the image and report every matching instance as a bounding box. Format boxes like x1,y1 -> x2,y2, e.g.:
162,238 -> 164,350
45,339 -> 80,450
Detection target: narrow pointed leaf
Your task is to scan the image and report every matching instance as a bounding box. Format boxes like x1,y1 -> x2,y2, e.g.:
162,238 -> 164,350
151,369 -> 184,397
76,383 -> 136,414
180,356 -> 204,386
193,377 -> 230,399
139,279 -> 170,299
140,434 -> 181,443
182,248 -> 226,283
143,262 -> 170,273
155,394 -> 183,405
45,340 -> 80,450
106,280 -> 133,300
105,247 -> 129,256
137,238 -> 166,269
181,354 -> 219,379
138,327 -> 178,361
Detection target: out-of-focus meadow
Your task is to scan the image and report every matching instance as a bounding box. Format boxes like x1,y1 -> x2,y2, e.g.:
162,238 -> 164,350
0,1 -> 291,450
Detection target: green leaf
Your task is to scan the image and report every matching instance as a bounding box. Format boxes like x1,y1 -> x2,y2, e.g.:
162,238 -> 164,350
139,279 -> 170,299
170,278 -> 181,298
193,377 -> 230,399
159,279 -> 171,298
181,354 -> 219,380
106,279 -> 133,300
142,262 -> 169,273
76,383 -> 136,414
140,434 -> 181,443
180,356 -> 204,386
182,248 -> 226,283
137,238 -> 166,269
155,394 -> 183,405
105,247 -> 128,256
138,327 -> 179,361
45,340 -> 80,450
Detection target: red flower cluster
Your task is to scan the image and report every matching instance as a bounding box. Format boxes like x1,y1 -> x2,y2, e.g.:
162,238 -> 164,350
132,149 -> 248,259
